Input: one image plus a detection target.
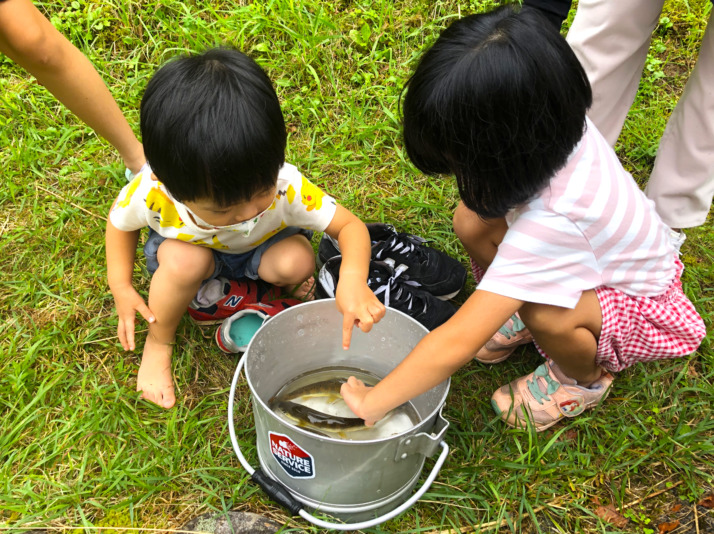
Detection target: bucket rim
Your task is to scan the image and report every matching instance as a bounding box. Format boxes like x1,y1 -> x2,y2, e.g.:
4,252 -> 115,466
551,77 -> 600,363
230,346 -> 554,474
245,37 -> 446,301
243,299 -> 450,444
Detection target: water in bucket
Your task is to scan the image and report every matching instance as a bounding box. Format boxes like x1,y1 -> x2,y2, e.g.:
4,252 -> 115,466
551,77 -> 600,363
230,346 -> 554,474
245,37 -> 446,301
269,365 -> 420,441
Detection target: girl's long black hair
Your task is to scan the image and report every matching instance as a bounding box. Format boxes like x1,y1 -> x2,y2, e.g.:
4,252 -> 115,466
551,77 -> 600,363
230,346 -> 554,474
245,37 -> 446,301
403,4 -> 592,218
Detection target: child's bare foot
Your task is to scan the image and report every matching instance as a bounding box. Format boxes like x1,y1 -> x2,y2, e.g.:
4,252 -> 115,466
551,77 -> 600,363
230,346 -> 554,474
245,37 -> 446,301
137,336 -> 176,409
291,276 -> 316,301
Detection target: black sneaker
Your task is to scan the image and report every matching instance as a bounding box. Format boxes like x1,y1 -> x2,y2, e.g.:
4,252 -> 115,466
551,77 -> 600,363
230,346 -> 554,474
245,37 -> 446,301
315,255 -> 340,300
372,234 -> 466,300
316,257 -> 456,330
317,223 -> 400,265
318,223 -> 466,300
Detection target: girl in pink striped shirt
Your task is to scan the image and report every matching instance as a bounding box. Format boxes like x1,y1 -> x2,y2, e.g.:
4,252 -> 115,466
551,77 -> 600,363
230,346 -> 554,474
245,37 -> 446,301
342,4 -> 706,431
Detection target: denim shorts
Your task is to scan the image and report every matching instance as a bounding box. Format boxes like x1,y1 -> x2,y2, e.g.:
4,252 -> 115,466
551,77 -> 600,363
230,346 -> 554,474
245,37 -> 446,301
143,227 -> 313,281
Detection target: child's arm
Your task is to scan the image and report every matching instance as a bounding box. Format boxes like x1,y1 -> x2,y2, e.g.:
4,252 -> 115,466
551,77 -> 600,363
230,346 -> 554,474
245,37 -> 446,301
323,205 -> 386,349
106,219 -> 155,351
341,289 -> 523,424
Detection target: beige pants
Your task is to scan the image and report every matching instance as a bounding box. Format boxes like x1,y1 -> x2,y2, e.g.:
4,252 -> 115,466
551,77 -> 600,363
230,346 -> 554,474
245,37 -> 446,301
567,0 -> 714,228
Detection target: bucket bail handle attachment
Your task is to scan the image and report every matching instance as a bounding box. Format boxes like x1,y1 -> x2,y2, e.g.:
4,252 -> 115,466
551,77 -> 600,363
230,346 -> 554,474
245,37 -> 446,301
394,408 -> 450,461
251,468 -> 303,515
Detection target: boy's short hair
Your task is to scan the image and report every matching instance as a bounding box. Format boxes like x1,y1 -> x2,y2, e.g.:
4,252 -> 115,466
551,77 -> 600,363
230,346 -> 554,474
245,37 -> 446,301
140,48 -> 286,206
403,5 -> 592,218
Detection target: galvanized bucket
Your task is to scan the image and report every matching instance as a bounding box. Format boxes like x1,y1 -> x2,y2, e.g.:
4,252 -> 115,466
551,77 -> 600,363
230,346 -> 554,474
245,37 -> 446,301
228,299 -> 450,530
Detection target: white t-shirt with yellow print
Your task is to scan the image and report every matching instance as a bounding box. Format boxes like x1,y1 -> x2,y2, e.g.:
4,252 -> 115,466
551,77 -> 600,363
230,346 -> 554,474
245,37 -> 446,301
109,163 -> 337,254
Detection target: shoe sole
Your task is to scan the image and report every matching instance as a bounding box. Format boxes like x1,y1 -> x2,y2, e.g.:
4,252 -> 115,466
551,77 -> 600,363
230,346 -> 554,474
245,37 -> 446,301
215,327 -> 236,353
491,400 -> 564,432
189,318 -> 226,326
475,351 -> 514,365
435,289 -> 461,301
474,339 -> 533,364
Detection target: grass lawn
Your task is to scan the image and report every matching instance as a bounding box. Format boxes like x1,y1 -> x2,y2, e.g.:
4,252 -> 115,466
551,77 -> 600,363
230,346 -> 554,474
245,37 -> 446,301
1,0 -> 712,532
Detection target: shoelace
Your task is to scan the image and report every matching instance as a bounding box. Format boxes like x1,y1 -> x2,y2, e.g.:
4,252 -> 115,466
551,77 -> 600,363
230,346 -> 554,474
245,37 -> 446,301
371,264 -> 426,314
374,235 -> 428,263
527,363 -> 561,405
498,314 -> 527,339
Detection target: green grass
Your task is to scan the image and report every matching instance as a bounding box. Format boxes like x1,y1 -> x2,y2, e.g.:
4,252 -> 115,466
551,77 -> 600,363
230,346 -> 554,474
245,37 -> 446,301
1,0 -> 712,532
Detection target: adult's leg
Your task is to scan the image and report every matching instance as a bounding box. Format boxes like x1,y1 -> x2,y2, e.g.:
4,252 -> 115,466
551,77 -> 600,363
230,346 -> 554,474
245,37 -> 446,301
139,240 -> 214,408
522,0 -> 573,31
645,15 -> 714,229
566,0 -> 665,145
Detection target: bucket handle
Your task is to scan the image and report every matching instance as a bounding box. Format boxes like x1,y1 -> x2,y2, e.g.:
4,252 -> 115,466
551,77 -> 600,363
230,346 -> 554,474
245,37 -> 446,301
228,353 -> 450,531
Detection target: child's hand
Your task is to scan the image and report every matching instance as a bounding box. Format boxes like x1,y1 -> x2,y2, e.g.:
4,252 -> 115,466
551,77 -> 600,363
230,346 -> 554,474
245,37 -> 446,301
335,281 -> 386,350
112,286 -> 155,351
340,376 -> 387,426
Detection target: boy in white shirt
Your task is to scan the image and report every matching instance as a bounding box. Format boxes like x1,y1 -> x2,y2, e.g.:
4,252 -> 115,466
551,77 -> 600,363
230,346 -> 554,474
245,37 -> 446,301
106,48 -> 385,409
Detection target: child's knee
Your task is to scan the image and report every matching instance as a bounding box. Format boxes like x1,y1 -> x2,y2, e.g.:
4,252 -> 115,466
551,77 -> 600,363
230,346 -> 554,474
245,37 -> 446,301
156,240 -> 214,282
276,246 -> 316,281
453,202 -> 505,246
259,237 -> 315,284
452,203 -> 474,243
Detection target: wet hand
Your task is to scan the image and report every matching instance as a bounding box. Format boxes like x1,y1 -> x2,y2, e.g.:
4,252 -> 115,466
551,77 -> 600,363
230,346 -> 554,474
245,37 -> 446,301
341,376 -> 385,426
113,287 -> 155,351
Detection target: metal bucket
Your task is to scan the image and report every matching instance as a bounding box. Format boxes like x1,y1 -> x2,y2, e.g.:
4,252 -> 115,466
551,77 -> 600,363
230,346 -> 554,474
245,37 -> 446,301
228,299 -> 450,530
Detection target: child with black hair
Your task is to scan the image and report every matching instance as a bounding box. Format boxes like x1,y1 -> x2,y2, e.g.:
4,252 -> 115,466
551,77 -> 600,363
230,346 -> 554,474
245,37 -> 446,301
0,0 -> 145,173
341,5 -> 706,431
106,48 -> 385,409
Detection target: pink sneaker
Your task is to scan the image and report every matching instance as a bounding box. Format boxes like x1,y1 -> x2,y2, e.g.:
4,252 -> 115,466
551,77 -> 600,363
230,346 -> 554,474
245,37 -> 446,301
474,313 -> 533,364
491,359 -> 614,432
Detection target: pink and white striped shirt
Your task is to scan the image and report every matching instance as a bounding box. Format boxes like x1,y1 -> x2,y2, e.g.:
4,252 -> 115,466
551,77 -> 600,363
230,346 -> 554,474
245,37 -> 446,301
479,118 -> 676,309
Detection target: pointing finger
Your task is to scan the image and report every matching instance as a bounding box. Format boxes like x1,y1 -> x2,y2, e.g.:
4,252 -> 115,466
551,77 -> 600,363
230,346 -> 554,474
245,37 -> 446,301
342,313 -> 355,350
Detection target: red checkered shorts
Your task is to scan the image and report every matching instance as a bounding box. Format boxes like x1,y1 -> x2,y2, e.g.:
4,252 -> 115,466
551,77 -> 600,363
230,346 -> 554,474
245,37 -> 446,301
470,257 -> 706,372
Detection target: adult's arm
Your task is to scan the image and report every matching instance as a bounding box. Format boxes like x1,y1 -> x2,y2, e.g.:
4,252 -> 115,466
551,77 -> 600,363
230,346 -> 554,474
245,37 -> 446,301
0,0 -> 145,173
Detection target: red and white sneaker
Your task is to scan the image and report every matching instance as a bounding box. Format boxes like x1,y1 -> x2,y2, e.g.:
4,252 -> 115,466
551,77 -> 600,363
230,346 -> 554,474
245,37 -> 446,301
187,277 -> 281,325
215,300 -> 301,353
491,359 -> 614,432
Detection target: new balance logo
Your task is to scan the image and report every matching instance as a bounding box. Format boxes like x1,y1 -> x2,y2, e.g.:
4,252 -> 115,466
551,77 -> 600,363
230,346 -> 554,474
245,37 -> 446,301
224,295 -> 244,308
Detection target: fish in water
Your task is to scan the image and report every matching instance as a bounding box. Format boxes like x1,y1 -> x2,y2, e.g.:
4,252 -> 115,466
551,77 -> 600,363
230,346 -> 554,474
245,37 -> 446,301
269,377 -> 368,437
273,400 -> 366,436
270,368 -> 421,441
271,377 -> 348,404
